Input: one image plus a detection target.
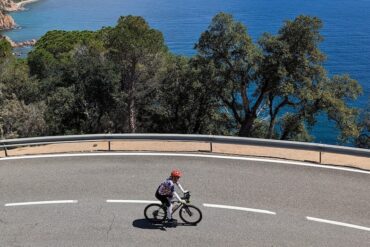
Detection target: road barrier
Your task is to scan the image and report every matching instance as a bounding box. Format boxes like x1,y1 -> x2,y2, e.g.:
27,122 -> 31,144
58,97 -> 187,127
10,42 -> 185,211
1,134 -> 369,170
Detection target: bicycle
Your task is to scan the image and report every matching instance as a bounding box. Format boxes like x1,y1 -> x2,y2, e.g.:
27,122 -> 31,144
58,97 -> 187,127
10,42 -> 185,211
144,191 -> 202,225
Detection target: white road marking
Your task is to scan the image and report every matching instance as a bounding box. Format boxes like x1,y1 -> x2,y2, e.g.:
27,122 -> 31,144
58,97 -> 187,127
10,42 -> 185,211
1,152 -> 369,175
5,200 -> 78,207
203,203 -> 276,215
107,200 -> 159,204
306,216 -> 370,232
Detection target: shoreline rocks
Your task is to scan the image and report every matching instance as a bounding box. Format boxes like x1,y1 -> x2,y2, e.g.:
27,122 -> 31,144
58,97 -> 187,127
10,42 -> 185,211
0,0 -> 19,12
1,34 -> 36,48
12,38 -> 37,47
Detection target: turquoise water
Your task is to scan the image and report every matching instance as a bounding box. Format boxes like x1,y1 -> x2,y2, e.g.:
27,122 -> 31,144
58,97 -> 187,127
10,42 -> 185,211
2,0 -> 370,145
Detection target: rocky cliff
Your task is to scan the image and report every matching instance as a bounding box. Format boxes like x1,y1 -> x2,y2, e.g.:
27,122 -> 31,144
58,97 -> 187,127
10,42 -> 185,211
0,0 -> 19,30
0,11 -> 16,30
0,0 -> 19,11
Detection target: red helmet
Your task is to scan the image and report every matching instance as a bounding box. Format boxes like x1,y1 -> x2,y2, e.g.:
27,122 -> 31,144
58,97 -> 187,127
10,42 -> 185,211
171,169 -> 182,178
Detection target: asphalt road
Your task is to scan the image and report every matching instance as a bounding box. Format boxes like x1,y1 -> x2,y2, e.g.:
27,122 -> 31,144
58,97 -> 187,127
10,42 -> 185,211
0,153 -> 369,246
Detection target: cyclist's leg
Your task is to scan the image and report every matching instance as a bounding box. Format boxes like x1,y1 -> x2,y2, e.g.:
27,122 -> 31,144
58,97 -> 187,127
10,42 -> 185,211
166,198 -> 173,220
155,191 -> 173,221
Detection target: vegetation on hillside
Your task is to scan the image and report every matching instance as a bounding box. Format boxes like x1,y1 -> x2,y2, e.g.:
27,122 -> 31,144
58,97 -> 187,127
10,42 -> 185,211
0,13 -> 367,147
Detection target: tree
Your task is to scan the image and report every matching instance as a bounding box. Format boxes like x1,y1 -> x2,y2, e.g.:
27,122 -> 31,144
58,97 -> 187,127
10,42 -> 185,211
0,37 -> 12,60
145,54 -> 229,134
195,13 -> 262,137
195,13 -> 362,142
0,58 -> 39,104
0,98 -> 47,138
0,37 -> 13,107
28,30 -> 96,78
259,16 -> 362,142
104,15 -> 167,133
0,38 -> 46,138
27,30 -> 113,134
67,40 -> 119,133
356,99 -> 369,148
43,85 -> 81,135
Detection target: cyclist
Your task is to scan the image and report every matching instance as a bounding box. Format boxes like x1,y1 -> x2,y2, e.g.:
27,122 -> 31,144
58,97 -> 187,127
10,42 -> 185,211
155,169 -> 187,223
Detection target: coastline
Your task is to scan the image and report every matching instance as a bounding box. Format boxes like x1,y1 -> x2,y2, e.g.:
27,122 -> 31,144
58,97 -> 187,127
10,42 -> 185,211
0,0 -> 40,47
16,0 -> 40,9
0,0 -> 40,30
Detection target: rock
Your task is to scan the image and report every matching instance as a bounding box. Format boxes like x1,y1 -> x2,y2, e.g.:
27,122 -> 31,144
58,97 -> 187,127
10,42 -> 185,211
0,0 -> 20,12
12,38 -> 37,47
0,0 -> 23,30
0,10 -> 16,30
1,35 -> 37,48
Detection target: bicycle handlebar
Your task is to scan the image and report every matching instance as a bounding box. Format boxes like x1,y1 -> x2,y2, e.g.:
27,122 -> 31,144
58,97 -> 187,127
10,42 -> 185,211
181,191 -> 191,203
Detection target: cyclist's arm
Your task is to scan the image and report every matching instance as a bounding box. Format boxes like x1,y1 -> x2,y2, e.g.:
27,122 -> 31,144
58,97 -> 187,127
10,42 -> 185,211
177,183 -> 186,193
173,191 -> 182,201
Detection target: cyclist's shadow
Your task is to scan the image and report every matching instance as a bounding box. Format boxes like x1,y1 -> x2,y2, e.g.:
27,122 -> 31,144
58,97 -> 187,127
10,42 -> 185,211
132,219 -> 195,231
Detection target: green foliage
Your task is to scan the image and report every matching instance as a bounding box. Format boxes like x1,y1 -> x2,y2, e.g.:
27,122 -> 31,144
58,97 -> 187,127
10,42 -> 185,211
257,15 -> 327,140
0,98 -> 47,138
145,54 -> 229,134
0,58 -> 39,103
32,30 -> 96,56
279,114 -> 313,142
195,13 -> 362,143
195,12 -> 262,137
318,75 -> 362,142
67,40 -> 119,133
0,38 -> 12,60
355,99 -> 369,148
44,86 -> 79,134
28,30 -> 97,78
0,14 -> 364,146
27,48 -> 56,78
105,16 -> 167,58
104,15 -> 168,133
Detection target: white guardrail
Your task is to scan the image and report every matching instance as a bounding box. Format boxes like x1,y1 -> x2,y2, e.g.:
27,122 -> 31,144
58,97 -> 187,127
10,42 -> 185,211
0,134 -> 369,169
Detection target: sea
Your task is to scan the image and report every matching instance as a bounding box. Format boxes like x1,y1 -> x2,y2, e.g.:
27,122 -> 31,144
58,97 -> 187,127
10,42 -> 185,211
2,0 -> 369,145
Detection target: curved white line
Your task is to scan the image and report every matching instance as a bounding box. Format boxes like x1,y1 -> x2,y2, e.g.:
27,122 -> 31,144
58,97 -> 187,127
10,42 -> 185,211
203,203 -> 276,215
107,200 -> 159,204
307,216 -> 370,232
5,200 -> 78,207
1,152 -> 369,175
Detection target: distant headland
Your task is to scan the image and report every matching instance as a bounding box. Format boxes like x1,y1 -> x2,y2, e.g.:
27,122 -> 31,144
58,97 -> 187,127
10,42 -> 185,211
0,0 -> 40,47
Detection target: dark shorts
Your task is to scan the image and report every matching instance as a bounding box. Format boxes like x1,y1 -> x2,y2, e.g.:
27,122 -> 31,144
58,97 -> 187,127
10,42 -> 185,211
155,190 -> 171,207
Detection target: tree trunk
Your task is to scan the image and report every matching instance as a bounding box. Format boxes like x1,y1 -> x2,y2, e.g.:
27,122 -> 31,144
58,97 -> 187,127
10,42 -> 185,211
267,116 -> 276,139
128,96 -> 136,133
126,59 -> 137,133
238,115 -> 256,137
267,96 -> 289,139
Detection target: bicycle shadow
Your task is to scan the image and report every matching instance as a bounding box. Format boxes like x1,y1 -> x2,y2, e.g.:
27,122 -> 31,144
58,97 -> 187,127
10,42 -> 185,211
132,219 -> 196,231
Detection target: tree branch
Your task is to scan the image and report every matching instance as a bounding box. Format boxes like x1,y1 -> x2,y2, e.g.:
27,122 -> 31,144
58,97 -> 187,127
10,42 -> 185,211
220,95 -> 242,124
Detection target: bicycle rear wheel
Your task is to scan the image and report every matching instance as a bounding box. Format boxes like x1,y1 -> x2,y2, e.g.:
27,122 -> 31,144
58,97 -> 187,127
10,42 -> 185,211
144,203 -> 166,223
179,205 -> 202,225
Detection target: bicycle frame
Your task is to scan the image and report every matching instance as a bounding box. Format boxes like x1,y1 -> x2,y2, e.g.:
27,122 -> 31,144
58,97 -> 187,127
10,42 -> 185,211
170,191 -> 191,216
170,201 -> 184,216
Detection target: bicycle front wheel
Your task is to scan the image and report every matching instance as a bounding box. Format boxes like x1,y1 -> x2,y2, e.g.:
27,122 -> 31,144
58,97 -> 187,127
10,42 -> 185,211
144,203 -> 166,223
179,205 -> 202,225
